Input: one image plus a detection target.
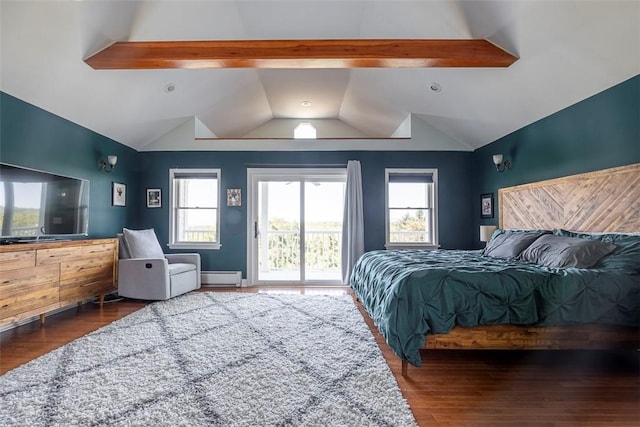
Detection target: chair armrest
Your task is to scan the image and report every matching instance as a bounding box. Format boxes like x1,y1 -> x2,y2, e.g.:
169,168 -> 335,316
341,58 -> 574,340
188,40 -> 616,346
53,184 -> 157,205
118,258 -> 171,300
165,253 -> 200,265
165,253 -> 201,288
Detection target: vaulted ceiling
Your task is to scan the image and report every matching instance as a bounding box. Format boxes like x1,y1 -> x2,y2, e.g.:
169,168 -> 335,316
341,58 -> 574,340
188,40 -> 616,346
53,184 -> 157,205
1,1 -> 638,152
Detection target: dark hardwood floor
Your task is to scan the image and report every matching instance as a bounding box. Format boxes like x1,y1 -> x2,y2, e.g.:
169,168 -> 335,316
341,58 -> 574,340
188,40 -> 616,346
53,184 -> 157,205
2,286 -> 639,426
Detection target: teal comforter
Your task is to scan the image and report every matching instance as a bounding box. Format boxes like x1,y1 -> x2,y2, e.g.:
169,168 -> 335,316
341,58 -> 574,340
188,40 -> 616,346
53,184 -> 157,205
350,249 -> 640,366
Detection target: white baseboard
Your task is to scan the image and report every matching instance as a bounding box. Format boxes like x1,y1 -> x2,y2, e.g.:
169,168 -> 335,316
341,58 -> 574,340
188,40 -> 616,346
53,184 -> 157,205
201,271 -> 242,287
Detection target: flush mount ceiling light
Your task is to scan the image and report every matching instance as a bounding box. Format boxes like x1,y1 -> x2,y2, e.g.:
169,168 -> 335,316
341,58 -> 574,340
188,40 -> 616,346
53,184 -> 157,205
429,82 -> 442,92
301,101 -> 311,107
85,39 -> 518,69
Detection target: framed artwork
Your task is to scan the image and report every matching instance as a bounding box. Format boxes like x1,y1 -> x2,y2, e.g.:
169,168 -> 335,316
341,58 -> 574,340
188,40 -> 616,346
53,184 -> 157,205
227,189 -> 241,206
147,188 -> 161,208
480,193 -> 494,218
112,182 -> 126,207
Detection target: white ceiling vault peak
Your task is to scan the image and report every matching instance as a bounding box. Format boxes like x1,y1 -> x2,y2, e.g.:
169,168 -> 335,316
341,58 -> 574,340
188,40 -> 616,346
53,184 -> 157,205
1,0 -> 638,152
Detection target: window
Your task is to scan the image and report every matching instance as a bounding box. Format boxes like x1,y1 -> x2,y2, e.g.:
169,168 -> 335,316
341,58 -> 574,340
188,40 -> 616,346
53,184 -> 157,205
169,168 -> 221,249
294,122 -> 317,139
385,168 -> 438,249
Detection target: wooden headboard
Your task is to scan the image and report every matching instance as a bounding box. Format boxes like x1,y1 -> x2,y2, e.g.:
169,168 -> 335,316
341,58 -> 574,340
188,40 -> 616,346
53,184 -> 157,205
498,163 -> 640,233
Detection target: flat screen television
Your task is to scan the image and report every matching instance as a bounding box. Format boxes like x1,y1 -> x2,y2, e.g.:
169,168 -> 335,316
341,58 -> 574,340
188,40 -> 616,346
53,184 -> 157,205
0,162 -> 89,241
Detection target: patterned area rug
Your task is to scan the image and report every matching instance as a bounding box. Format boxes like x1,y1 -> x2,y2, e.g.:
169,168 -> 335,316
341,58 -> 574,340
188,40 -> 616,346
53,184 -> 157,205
1,292 -> 416,426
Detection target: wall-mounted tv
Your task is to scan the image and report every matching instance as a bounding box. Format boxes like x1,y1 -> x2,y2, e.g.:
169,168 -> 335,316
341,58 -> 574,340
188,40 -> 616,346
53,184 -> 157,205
0,162 -> 89,240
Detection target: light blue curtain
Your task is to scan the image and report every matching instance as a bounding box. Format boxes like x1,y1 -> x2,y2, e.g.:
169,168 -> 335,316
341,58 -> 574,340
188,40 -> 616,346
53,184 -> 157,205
341,160 -> 365,285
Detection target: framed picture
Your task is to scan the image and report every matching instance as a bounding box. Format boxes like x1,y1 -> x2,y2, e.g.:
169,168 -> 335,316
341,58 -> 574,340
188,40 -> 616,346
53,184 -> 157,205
147,188 -> 161,208
480,193 -> 494,218
227,189 -> 241,206
112,182 -> 126,207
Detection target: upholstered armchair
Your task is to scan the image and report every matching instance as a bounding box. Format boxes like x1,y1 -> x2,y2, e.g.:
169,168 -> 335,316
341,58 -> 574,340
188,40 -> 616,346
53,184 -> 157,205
118,228 -> 201,300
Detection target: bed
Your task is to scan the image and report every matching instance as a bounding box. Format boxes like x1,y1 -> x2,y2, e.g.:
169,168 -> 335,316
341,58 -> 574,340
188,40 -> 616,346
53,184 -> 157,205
351,164 -> 640,376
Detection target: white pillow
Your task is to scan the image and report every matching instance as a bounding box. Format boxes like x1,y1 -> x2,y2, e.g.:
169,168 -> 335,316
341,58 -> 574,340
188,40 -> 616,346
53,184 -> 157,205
122,228 -> 164,259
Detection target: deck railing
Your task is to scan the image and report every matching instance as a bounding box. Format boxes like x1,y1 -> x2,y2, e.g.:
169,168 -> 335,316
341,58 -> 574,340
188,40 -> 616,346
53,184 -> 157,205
183,229 -> 217,242
389,230 -> 431,243
9,226 -> 40,237
260,229 -> 341,270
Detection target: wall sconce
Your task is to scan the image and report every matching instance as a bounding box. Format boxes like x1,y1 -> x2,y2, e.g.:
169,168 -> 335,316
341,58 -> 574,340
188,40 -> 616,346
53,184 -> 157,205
479,225 -> 497,245
493,154 -> 510,172
99,155 -> 118,173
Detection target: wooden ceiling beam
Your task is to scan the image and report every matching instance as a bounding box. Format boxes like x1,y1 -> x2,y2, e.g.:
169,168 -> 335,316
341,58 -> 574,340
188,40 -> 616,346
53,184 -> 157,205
84,39 -> 517,69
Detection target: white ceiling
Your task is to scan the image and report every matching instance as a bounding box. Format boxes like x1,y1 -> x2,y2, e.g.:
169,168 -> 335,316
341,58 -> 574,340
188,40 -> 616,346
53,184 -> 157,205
1,0 -> 638,152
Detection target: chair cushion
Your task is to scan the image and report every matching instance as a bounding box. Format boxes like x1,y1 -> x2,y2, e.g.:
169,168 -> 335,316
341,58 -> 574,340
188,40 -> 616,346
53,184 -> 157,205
168,263 -> 197,275
123,228 -> 164,259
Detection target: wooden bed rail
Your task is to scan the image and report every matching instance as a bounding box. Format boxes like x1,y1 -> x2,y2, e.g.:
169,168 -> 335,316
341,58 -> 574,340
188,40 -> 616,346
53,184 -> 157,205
401,323 -> 640,376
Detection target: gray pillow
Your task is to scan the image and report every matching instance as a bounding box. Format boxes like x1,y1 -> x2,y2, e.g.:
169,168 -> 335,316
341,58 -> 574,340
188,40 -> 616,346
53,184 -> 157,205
555,229 -> 640,273
123,228 -> 165,259
482,232 -> 546,258
519,234 -> 616,268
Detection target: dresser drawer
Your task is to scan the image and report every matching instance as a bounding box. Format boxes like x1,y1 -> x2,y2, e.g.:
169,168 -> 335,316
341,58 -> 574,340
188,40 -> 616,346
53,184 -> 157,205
0,250 -> 36,272
1,263 -> 59,293
36,246 -> 82,265
81,242 -> 117,258
0,264 -> 59,320
59,279 -> 113,302
60,255 -> 114,283
59,255 -> 115,300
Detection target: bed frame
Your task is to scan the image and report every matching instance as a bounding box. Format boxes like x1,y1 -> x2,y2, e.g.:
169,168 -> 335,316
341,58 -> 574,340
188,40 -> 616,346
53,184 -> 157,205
402,163 -> 640,377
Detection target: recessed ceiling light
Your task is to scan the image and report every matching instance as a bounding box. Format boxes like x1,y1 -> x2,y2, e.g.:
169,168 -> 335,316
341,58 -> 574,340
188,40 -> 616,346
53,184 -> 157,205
164,83 -> 176,93
301,101 -> 311,107
429,82 -> 442,93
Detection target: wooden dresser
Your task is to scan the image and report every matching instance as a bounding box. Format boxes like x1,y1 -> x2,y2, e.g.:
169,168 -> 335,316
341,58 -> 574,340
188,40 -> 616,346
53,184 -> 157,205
0,238 -> 118,327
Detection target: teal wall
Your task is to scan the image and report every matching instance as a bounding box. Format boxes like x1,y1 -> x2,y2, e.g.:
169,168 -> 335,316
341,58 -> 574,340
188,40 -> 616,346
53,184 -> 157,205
472,75 -> 640,247
137,150 -> 474,275
0,92 -> 140,237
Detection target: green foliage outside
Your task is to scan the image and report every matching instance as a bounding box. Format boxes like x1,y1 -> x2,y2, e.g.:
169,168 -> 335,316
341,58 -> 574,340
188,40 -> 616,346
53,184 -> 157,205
390,210 -> 429,242
262,217 -> 341,270
0,207 -> 41,235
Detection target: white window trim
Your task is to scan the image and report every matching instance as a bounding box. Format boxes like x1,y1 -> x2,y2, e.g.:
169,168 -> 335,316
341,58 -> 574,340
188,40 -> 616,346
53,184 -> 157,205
168,168 -> 222,250
384,168 -> 439,250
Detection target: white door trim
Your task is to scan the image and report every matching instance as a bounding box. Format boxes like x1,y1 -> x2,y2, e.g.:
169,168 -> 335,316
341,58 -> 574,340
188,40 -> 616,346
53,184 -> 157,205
246,168 -> 347,286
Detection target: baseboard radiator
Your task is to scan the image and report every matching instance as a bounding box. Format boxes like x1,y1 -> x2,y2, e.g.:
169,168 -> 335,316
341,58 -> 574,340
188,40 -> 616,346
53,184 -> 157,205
201,271 -> 242,287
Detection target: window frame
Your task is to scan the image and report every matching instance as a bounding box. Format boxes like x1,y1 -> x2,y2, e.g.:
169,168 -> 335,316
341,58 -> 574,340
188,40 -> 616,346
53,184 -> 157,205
384,168 -> 439,249
168,168 -> 222,250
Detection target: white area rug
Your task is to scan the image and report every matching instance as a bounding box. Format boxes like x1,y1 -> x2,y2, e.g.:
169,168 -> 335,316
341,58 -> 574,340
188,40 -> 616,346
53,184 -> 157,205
1,292 -> 416,426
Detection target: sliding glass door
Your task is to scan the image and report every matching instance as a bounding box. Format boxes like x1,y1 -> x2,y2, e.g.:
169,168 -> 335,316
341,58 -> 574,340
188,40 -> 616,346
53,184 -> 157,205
258,180 -> 301,282
247,168 -> 346,285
